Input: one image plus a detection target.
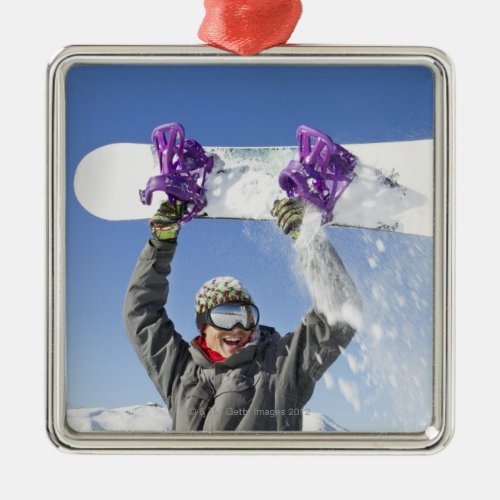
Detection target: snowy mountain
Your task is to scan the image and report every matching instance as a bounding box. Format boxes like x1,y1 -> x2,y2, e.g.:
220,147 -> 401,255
67,404 -> 347,432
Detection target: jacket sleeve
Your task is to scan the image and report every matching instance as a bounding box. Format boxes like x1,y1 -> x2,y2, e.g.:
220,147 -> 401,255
123,240 -> 190,407
276,227 -> 362,408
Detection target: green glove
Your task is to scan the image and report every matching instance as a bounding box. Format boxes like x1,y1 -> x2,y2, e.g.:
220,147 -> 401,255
271,198 -> 305,239
149,200 -> 184,241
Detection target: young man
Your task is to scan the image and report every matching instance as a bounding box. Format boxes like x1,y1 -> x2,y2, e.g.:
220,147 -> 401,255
123,198 -> 362,431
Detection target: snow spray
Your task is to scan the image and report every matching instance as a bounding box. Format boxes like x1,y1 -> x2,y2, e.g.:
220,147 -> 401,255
294,207 -> 433,432
294,204 -> 363,329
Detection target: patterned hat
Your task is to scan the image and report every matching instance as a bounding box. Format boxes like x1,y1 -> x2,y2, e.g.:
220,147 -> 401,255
195,276 -> 254,328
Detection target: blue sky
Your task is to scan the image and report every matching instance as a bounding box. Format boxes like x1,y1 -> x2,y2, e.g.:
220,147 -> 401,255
65,64 -> 434,432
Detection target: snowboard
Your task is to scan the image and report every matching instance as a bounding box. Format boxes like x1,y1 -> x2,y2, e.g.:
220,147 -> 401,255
74,139 -> 434,237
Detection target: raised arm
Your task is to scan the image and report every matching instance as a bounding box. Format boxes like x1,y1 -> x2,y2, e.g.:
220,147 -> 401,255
272,200 -> 363,407
123,202 -> 190,406
294,206 -> 362,328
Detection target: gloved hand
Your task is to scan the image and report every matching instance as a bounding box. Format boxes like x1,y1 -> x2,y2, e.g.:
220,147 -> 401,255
271,197 -> 305,240
149,200 -> 184,241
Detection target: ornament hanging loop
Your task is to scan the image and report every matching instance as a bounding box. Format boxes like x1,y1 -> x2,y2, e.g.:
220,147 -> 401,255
198,0 -> 303,56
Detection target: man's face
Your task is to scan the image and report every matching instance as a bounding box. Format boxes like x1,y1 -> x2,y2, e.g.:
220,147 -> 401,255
203,324 -> 253,358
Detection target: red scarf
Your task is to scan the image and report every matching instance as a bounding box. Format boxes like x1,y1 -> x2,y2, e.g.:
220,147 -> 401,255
193,336 -> 227,363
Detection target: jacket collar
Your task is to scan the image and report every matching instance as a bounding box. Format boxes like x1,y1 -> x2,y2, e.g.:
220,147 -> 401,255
189,326 -> 275,369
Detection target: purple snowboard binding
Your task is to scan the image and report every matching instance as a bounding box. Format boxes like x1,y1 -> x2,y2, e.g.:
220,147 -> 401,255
278,125 -> 357,224
139,122 -> 214,223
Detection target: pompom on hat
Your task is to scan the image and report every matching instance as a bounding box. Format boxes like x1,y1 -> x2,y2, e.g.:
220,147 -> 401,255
195,276 -> 254,329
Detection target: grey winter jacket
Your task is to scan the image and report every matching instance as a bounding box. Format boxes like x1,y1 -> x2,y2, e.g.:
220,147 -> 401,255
123,240 -> 357,431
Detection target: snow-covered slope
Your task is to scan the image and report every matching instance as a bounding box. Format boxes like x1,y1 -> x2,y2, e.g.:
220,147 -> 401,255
67,404 -> 346,432
67,403 -> 172,432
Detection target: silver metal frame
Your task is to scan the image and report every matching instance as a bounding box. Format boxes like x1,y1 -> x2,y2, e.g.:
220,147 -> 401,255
47,45 -> 455,454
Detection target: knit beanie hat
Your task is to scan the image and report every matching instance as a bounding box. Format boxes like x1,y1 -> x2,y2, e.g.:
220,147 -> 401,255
195,276 -> 254,329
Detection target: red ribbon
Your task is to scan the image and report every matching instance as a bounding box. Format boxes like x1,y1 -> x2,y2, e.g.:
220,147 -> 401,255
198,0 -> 303,56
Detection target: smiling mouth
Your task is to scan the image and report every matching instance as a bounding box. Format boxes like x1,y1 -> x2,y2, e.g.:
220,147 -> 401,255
222,337 -> 242,347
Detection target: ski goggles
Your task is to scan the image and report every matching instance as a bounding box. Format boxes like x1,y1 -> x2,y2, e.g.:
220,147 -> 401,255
206,303 -> 260,331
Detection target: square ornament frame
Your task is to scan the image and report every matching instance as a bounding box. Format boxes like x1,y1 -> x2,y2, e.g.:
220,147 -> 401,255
47,45 -> 454,454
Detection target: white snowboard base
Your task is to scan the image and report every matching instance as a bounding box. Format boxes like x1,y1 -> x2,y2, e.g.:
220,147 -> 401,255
74,140 -> 434,237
